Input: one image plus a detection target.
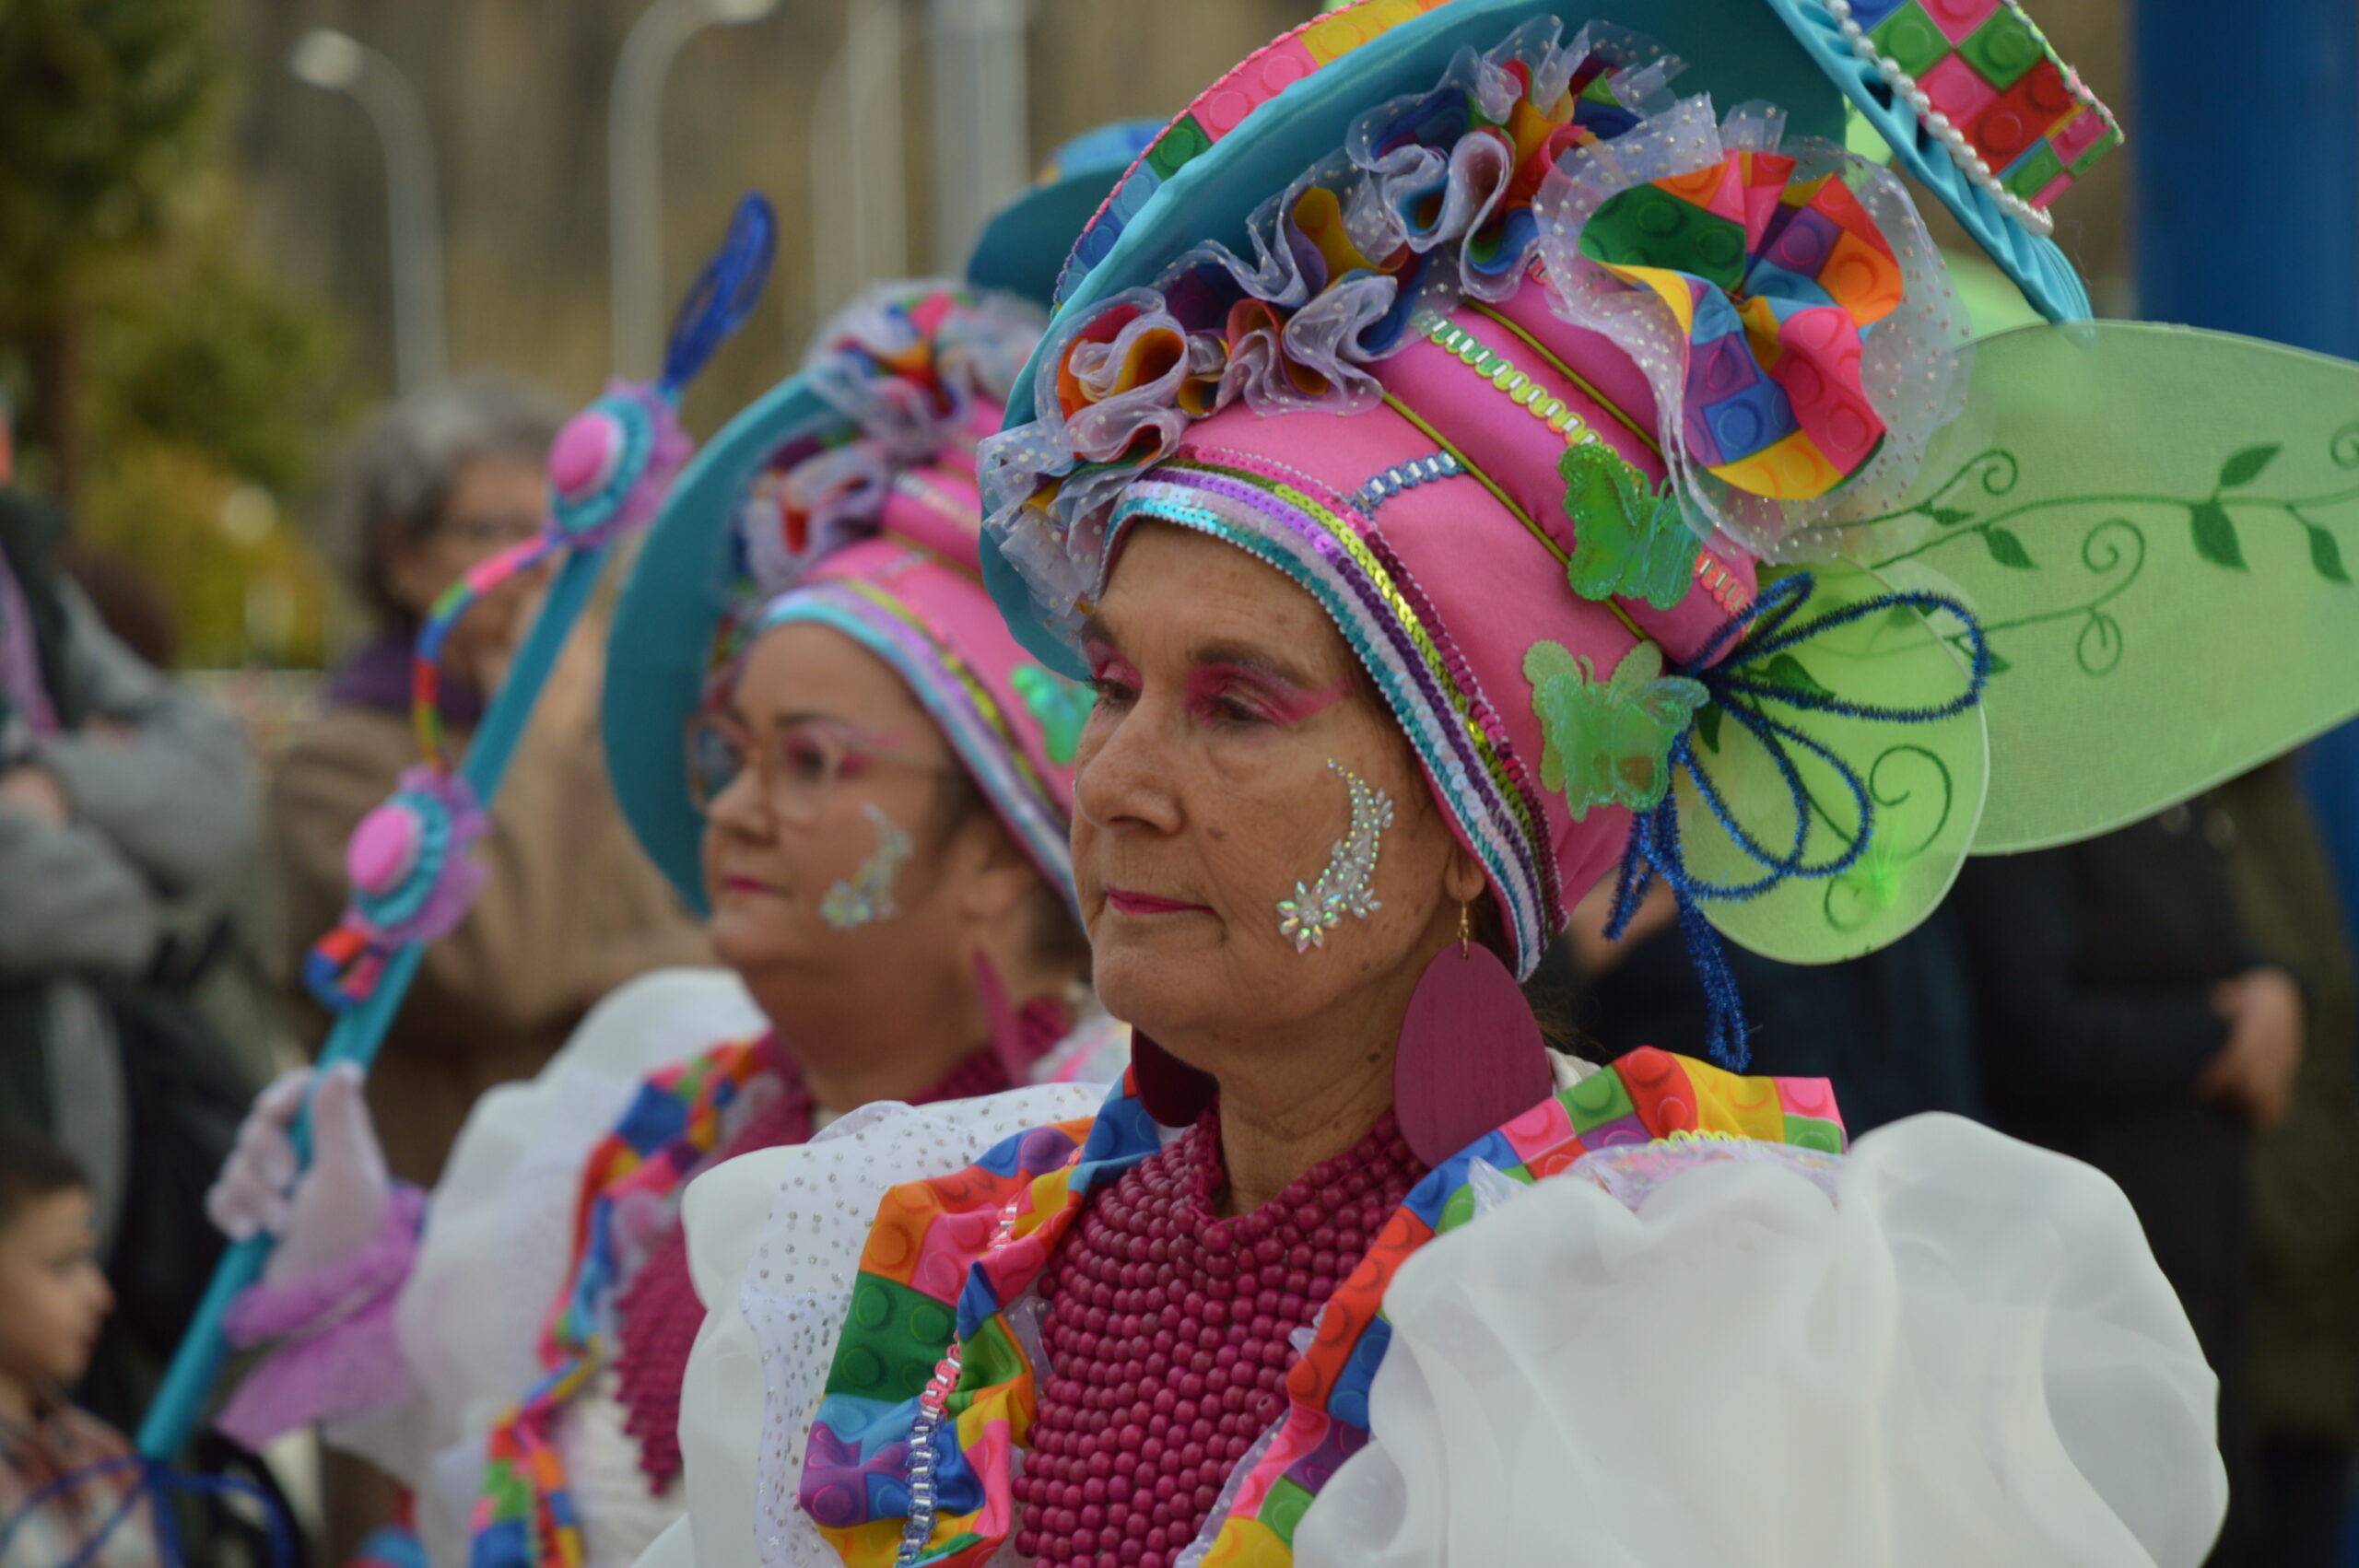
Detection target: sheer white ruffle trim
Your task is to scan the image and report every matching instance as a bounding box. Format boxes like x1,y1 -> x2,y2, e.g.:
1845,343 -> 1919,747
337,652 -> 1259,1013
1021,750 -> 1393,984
1296,1113 -> 2224,1568
358,968 -> 765,1568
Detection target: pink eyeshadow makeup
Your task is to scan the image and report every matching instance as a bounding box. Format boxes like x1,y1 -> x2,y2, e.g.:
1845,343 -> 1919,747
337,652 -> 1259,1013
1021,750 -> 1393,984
1182,663 -> 1348,726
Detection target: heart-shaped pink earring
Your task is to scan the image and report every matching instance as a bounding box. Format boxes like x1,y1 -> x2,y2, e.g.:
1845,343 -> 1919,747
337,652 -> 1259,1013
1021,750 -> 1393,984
1392,901 -> 1555,1166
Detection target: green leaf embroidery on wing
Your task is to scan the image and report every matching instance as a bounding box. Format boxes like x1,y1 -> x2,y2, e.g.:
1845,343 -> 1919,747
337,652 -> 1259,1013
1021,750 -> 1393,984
1754,652 -> 1834,699
2217,443 -> 2282,489
2189,499 -> 2247,569
1833,831 -> 1907,916
2307,525 -> 2351,585
1560,443 -> 1694,611
1694,701 -> 1723,755
1010,663 -> 1094,766
1523,638 -> 1708,821
1983,526 -> 2035,568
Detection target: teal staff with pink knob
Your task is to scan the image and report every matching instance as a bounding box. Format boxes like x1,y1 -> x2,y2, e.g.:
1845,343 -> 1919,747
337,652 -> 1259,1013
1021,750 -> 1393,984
130,193 -> 776,1487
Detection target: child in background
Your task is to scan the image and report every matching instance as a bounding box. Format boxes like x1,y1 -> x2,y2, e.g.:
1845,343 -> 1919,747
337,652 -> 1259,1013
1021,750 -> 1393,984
0,1129 -> 159,1566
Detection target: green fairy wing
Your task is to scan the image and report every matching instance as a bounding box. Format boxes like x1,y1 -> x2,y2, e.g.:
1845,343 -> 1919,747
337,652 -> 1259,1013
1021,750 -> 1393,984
1678,558 -> 1989,965
1833,321 -> 2359,851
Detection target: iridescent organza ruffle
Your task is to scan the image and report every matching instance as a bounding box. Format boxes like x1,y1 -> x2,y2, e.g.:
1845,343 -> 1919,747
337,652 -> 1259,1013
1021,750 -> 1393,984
1535,101 -> 1966,558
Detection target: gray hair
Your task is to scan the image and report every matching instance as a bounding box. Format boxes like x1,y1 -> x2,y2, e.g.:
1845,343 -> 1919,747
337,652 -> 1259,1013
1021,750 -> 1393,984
322,375 -> 563,626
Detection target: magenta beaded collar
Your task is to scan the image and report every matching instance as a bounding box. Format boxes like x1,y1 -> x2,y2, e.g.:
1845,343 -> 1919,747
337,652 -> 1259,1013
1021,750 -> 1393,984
1012,1110 -> 1427,1567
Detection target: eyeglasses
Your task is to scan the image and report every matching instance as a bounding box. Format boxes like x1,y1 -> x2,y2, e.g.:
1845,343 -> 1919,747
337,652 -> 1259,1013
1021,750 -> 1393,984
685,713 -> 948,825
436,510 -> 545,555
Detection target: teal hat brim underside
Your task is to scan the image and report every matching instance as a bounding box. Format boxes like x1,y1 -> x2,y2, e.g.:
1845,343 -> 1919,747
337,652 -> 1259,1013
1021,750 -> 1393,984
982,0 -> 1851,677
608,139 -> 1147,909
968,121 -> 1166,305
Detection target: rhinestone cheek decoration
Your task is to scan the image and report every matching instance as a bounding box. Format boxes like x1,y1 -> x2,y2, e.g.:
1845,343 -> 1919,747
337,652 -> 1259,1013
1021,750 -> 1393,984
1276,760 -> 1395,953
819,802 -> 914,930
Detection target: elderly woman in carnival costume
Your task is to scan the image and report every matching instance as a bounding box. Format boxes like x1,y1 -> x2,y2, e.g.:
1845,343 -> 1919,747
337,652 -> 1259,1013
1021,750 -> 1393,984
640,4 -> 2359,1567
194,132 -> 1156,1568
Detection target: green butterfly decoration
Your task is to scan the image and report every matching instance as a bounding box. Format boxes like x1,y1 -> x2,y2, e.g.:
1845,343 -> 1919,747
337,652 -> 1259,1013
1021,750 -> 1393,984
1561,441 -> 1697,610
1524,638 -> 1708,821
1012,663 -> 1094,766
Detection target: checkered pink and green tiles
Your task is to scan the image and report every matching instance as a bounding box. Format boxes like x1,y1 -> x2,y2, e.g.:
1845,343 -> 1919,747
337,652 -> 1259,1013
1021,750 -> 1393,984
1843,0 -> 2120,208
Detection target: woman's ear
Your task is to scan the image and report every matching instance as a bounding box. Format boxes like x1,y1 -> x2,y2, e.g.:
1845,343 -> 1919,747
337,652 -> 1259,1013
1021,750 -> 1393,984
957,816 -> 1040,927
1443,841 -> 1487,908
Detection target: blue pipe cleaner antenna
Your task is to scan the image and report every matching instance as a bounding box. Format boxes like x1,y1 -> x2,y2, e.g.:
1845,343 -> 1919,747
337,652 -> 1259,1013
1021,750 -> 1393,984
662,193 -> 777,398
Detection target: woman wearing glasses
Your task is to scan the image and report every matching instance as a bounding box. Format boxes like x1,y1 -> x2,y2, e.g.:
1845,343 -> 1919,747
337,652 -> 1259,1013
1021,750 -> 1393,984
200,127 -> 1154,1568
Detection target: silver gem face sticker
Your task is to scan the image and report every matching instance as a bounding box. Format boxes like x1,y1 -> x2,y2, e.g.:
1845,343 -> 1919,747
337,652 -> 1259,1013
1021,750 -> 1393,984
820,802 -> 912,930
1277,760 -> 1394,953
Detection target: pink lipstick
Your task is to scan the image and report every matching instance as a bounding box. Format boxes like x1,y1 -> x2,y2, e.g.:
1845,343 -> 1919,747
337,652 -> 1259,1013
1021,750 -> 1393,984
1106,887 -> 1212,917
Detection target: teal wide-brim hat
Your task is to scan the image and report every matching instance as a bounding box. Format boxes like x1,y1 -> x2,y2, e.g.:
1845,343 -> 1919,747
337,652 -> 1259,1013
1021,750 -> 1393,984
604,125 -> 1154,913
980,0 -> 2113,679
1034,0 -> 2107,333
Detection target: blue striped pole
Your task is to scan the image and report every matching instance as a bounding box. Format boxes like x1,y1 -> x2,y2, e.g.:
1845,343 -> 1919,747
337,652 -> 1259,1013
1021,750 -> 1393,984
135,544 -> 612,1460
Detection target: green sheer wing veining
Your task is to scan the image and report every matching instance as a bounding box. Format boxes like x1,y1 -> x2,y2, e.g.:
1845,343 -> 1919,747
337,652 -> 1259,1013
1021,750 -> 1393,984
1678,558 -> 1990,965
1826,320 -> 2359,852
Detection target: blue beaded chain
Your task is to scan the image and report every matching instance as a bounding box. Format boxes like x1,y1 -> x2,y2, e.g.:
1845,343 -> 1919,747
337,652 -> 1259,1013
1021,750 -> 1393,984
1348,451 -> 1463,514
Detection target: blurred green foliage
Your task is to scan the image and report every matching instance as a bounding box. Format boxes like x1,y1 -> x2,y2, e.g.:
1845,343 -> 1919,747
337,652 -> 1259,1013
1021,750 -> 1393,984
0,0 -> 218,314
1,0 -> 350,668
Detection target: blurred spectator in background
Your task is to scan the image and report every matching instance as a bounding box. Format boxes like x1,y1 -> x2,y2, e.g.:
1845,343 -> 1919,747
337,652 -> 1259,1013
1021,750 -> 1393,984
54,541 -> 295,1104
2213,759 -> 2359,1568
55,543 -> 175,673
276,376 -> 710,1192
1949,795 -> 2307,1568
0,1126 -> 162,1568
1553,883 -> 1981,1136
0,483 -> 261,1430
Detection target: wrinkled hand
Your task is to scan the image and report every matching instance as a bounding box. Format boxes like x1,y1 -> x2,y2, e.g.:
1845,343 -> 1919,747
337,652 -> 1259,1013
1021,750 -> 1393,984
205,1063 -> 393,1286
2199,966 -> 2305,1131
0,764 -> 70,826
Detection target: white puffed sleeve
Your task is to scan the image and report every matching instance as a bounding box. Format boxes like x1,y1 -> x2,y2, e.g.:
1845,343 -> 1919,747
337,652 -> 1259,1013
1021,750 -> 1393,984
1296,1113 -> 2225,1568
657,1082 -> 1109,1568
338,968 -> 764,1562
